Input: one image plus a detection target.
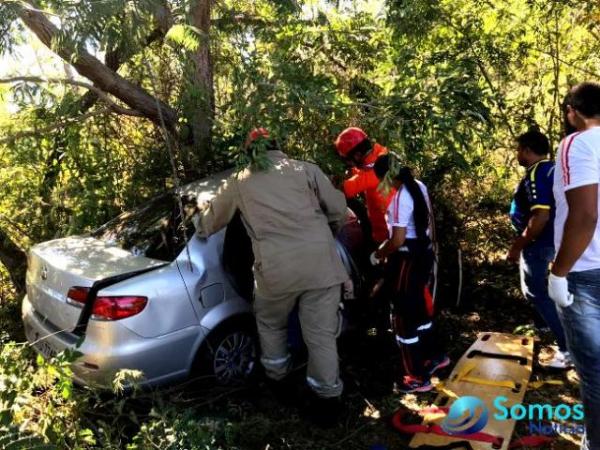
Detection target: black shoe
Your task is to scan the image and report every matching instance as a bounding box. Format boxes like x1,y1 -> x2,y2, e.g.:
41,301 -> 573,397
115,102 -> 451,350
265,375 -> 299,407
303,395 -> 343,428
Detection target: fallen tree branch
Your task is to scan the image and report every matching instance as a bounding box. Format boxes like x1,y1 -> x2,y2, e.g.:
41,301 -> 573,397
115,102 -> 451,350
80,0 -> 173,112
0,76 -> 144,117
14,1 -> 178,127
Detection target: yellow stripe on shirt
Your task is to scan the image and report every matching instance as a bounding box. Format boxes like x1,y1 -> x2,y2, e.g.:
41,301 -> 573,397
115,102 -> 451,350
529,159 -> 550,182
530,204 -> 551,211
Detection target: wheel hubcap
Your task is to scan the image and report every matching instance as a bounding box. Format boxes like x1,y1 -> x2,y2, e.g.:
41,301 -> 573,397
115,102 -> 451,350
213,331 -> 256,384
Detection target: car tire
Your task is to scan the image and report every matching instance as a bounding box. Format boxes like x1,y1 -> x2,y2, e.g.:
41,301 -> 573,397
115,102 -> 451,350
193,316 -> 259,386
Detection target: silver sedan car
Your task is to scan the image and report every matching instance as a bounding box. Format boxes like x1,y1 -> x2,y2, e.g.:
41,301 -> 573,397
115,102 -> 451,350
22,171 -> 365,388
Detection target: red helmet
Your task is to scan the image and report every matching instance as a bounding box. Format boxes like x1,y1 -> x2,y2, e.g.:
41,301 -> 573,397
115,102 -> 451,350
244,127 -> 270,148
335,127 -> 368,157
248,127 -> 270,142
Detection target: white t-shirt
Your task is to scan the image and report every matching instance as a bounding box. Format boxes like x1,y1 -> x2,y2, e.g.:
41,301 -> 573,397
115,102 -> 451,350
386,179 -> 432,240
553,127 -> 600,272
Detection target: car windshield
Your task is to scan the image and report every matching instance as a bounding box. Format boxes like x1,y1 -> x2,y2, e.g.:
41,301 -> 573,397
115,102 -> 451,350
91,194 -> 194,261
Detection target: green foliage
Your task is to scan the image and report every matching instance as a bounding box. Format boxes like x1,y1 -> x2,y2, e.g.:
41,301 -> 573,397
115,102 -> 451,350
0,340 -> 241,449
1,0 -> 597,335
233,136 -> 274,172
0,343 -> 94,448
127,409 -> 239,450
0,427 -> 56,450
0,5 -> 22,56
166,24 -> 202,51
0,105 -> 172,242
2,0 -> 600,447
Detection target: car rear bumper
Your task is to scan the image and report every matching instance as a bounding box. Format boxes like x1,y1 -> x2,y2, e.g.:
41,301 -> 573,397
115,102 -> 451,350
22,295 -> 208,388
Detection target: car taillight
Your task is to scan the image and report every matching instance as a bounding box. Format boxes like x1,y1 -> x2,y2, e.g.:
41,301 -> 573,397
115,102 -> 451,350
66,287 -> 147,320
91,296 -> 147,321
67,286 -> 90,306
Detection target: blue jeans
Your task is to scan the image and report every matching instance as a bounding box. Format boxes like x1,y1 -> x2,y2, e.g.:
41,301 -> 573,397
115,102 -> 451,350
558,269 -> 600,450
520,245 -> 567,351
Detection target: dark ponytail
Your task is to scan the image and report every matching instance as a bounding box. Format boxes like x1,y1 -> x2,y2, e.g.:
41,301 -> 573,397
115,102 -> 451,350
397,167 -> 429,240
374,155 -> 430,240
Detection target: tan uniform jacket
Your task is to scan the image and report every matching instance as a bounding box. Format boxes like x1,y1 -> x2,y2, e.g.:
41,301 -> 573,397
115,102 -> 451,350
196,151 -> 349,295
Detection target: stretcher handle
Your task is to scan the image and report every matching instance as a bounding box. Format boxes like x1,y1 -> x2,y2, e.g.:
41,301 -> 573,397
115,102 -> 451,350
466,350 -> 528,366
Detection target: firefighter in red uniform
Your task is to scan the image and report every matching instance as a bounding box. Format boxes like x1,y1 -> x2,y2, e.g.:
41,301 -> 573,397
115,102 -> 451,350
335,127 -> 396,245
335,127 -> 396,334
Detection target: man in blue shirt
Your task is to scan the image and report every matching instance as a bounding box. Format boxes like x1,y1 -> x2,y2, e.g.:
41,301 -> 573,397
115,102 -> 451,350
508,129 -> 570,369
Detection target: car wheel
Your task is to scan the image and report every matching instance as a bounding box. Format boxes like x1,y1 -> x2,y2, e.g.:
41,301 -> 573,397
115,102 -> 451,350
195,318 -> 259,386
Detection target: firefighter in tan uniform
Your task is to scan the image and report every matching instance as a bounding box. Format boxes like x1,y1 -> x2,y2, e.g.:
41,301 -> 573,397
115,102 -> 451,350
193,128 -> 348,425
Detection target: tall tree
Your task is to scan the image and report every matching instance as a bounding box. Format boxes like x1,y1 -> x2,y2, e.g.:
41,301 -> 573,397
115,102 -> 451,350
189,0 -> 214,162
0,0 -> 214,290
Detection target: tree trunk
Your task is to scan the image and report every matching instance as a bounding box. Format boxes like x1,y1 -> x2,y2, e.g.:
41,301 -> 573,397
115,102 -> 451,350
0,229 -> 27,295
189,0 -> 215,163
16,2 -> 178,128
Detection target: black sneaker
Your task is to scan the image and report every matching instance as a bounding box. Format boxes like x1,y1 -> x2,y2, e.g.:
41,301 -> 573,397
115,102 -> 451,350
265,375 -> 300,407
303,395 -> 343,428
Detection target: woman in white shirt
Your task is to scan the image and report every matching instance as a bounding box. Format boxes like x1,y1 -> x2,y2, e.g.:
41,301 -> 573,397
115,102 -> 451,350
371,155 -> 449,393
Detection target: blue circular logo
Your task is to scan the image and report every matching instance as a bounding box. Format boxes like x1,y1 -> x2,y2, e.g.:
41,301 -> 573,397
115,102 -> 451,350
442,396 -> 489,435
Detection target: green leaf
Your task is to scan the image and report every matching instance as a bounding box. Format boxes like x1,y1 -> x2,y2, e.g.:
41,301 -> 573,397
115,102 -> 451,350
166,25 -> 201,51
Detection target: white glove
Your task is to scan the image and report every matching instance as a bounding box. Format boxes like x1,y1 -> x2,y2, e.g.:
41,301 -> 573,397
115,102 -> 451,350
548,273 -> 574,308
369,251 -> 381,266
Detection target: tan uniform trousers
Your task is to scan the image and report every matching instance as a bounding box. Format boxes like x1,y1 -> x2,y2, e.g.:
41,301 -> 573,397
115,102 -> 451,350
254,284 -> 343,398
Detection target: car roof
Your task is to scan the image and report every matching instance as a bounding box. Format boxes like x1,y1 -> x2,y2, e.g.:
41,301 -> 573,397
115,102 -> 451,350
177,169 -> 235,204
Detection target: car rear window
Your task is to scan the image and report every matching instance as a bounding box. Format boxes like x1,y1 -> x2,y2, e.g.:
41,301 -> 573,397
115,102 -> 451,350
91,194 -> 194,261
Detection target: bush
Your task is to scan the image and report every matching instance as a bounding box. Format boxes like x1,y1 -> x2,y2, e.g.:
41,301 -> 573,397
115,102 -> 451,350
127,408 -> 239,450
0,340 -> 239,449
0,342 -> 95,448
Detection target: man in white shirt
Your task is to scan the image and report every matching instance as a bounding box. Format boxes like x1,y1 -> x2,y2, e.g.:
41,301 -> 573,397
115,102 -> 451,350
550,82 -> 600,450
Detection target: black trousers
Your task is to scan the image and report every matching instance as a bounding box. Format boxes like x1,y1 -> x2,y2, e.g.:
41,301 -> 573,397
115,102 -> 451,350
384,242 -> 438,379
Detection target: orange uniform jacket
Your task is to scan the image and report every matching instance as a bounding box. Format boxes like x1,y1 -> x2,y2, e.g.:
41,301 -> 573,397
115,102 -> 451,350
343,143 -> 396,244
